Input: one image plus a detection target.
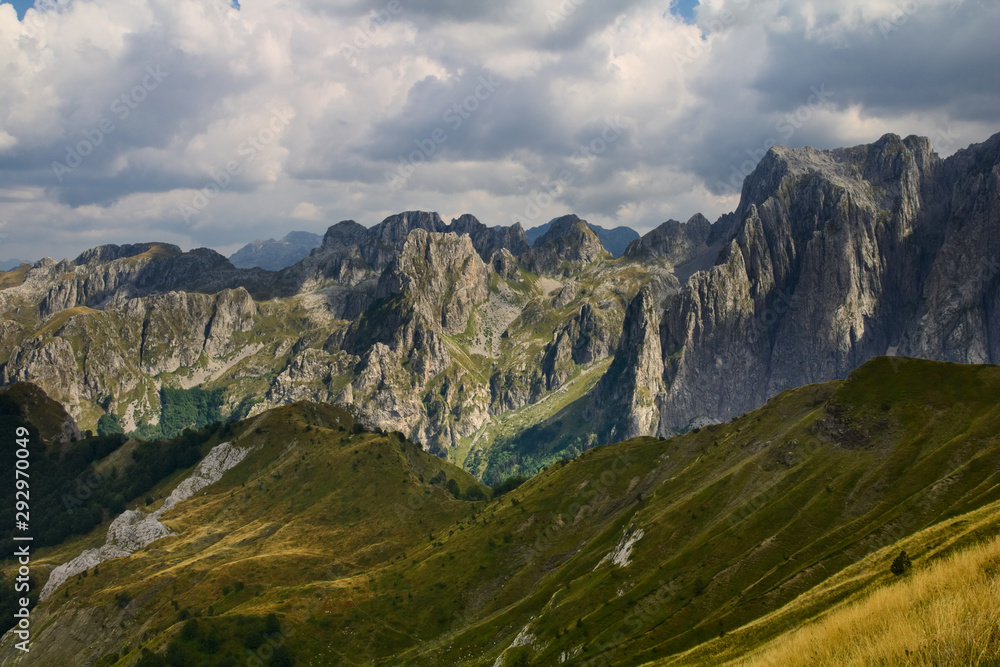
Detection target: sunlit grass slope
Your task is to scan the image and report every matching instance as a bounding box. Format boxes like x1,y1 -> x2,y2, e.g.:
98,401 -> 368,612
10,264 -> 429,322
3,356 -> 999,666
662,496 -> 1000,666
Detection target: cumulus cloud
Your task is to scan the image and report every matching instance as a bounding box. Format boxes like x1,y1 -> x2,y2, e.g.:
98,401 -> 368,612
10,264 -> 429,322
0,0 -> 996,262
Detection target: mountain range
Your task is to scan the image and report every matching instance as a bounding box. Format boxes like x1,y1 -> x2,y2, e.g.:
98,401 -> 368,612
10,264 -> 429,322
0,131 -> 996,484
227,221 -> 639,274
0,130 -> 998,665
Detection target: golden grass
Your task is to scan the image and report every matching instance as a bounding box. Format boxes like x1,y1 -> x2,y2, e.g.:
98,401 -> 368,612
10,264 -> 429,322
133,242 -> 181,260
32,305 -> 99,337
0,263 -> 31,288
735,535 -> 1000,666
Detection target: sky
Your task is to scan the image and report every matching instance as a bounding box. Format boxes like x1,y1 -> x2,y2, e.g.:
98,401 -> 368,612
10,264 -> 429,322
0,0 -> 997,262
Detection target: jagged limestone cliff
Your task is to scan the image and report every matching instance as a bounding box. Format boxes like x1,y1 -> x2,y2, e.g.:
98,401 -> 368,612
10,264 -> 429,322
594,132 -> 1000,439
0,213 -> 650,463
0,132 -> 997,467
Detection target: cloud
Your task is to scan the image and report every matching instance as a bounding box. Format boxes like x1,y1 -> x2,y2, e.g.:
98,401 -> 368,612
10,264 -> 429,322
0,0 -> 996,262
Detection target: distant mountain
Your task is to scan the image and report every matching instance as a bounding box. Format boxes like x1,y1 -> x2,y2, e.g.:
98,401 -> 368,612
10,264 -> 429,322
228,230 -> 322,270
0,259 -> 29,271
525,219 -> 639,257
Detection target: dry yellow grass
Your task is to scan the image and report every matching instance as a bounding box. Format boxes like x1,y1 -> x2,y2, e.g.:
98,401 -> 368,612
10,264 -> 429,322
735,536 -> 1000,666
32,305 -> 99,337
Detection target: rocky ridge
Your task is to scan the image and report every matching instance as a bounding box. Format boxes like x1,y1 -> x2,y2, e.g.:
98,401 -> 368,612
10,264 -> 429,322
38,440 -> 253,601
594,132 -> 1000,439
0,132 -> 997,468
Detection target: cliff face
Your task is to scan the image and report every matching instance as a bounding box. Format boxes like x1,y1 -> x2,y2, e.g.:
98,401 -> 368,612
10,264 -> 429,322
3,287 -> 260,428
0,132 -> 996,463
375,230 -> 490,336
623,213 -> 712,266
594,133 -> 1000,438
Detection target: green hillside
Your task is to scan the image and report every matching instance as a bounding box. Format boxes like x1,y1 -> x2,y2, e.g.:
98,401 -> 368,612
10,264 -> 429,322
2,357 -> 999,665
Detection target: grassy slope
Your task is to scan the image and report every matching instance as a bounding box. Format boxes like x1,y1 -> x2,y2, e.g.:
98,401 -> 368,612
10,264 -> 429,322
736,532 -> 1000,666
6,357 -> 1000,665
663,498 -> 1000,666
4,403 -> 489,666
406,356 -> 1000,665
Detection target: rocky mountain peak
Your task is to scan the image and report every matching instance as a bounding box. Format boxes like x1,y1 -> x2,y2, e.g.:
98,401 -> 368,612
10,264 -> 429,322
524,214 -> 607,275
588,285 -> 665,441
74,242 -> 182,266
377,229 -> 489,335
373,211 -> 448,246
321,220 -> 369,250
449,214 -> 530,259
623,215 -> 712,266
598,131 -> 999,437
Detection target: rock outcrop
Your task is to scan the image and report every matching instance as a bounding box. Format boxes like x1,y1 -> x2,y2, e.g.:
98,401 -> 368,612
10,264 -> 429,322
523,214 -> 608,275
594,132 -> 1000,436
623,213 -> 712,267
39,440 -> 253,601
525,220 -> 639,257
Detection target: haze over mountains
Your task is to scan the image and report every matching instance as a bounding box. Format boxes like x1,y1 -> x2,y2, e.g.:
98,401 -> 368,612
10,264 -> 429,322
228,231 -> 323,271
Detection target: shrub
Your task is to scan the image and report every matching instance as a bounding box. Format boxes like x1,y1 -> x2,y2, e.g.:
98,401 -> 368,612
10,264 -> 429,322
264,613 -> 281,635
890,550 -> 912,576
491,475 -> 528,497
97,413 -> 124,436
270,645 -> 295,666
461,486 -> 486,501
180,618 -> 199,641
